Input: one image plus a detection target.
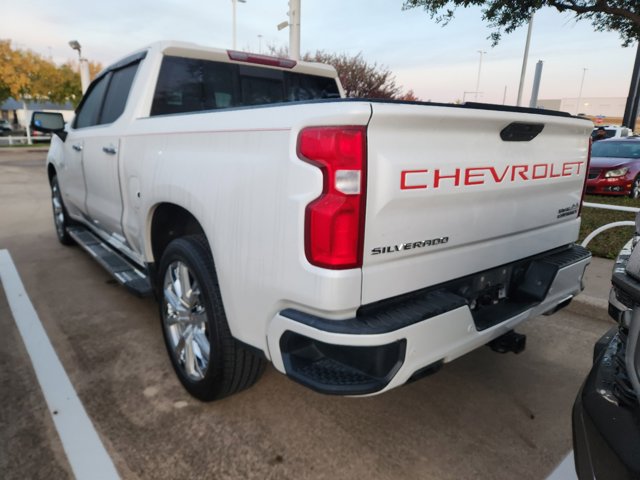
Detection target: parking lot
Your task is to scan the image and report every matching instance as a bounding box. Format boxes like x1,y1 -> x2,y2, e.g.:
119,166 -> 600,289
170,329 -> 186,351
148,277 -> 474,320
0,148 -> 613,480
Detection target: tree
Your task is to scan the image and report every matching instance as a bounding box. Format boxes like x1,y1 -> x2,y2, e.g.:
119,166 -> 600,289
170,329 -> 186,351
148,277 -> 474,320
0,40 -> 102,107
402,1 -> 640,46
266,45 -> 417,99
397,89 -> 421,101
0,40 -> 46,103
303,50 -> 403,98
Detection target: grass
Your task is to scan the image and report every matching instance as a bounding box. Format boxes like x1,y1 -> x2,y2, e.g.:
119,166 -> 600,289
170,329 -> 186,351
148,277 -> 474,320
579,194 -> 637,259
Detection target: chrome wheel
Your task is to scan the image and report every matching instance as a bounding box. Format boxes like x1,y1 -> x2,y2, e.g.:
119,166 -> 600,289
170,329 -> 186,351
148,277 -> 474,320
51,181 -> 66,238
631,178 -> 640,199
162,260 -> 210,381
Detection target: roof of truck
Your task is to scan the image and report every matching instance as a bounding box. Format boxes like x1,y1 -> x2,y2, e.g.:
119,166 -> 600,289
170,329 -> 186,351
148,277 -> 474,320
104,40 -> 338,80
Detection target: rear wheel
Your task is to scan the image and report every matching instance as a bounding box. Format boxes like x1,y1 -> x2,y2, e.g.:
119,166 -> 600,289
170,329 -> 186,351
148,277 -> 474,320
50,175 -> 74,245
158,235 -> 265,401
630,177 -> 640,199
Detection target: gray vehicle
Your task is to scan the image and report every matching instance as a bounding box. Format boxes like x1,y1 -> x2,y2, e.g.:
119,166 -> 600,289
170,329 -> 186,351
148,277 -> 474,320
0,119 -> 13,135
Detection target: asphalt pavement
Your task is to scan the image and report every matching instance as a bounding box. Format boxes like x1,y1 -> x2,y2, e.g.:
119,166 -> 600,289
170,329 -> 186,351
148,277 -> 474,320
566,256 -> 613,320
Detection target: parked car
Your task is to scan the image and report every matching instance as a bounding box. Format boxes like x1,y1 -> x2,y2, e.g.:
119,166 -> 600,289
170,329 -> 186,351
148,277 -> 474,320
586,138 -> 640,198
573,217 -> 640,479
0,119 -> 13,135
592,125 -> 632,140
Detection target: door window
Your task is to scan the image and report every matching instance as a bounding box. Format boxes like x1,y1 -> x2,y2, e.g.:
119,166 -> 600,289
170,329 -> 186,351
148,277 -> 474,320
100,63 -> 139,124
74,74 -> 110,128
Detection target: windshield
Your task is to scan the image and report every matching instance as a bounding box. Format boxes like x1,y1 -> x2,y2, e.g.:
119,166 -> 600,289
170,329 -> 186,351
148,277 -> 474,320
591,129 -> 616,139
592,141 -> 640,159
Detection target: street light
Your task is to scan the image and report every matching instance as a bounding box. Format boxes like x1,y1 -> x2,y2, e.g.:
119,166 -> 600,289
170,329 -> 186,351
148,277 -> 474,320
277,0 -> 301,60
576,68 -> 588,115
475,50 -> 486,102
69,40 -> 90,94
517,14 -> 534,107
232,0 -> 247,50
257,34 -> 263,53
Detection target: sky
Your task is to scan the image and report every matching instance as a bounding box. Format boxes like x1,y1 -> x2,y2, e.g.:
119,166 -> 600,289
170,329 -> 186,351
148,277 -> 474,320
1,0 -> 638,106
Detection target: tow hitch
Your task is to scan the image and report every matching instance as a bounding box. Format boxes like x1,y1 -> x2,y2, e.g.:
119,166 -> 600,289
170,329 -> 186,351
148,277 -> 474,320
488,330 -> 526,354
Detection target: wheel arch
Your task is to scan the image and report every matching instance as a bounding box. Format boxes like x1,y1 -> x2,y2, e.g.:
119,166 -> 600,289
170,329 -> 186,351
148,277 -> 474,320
47,163 -> 57,185
147,203 -> 207,264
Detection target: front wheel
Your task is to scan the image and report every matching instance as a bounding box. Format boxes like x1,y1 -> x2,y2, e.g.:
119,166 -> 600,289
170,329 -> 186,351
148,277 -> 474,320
158,235 -> 265,401
50,175 -> 75,245
629,177 -> 640,199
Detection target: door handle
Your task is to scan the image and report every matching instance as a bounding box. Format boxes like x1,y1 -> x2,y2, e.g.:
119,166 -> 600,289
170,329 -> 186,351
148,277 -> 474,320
72,144 -> 83,152
102,146 -> 117,155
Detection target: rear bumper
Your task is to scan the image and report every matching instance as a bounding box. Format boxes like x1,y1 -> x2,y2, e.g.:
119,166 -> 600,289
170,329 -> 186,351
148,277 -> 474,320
267,244 -> 591,395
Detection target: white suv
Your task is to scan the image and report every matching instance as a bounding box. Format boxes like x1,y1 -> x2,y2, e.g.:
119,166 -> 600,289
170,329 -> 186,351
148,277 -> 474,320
592,125 -> 633,139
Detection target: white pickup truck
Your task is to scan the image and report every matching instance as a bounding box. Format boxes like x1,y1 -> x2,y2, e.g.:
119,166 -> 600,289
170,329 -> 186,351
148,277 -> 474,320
33,41 -> 593,401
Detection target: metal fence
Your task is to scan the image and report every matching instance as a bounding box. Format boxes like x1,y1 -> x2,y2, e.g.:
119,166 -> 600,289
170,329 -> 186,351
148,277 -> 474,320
581,202 -> 639,248
0,135 -> 51,146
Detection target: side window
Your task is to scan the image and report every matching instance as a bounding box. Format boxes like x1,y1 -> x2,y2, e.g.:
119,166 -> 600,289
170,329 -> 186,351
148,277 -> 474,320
75,74 -> 110,129
100,62 -> 139,124
151,56 -> 204,116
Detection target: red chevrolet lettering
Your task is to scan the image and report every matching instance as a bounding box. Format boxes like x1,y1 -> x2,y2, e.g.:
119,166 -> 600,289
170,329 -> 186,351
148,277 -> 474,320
400,169 -> 429,190
433,168 -> 461,188
464,167 -> 490,186
532,164 -> 548,179
511,165 -> 529,181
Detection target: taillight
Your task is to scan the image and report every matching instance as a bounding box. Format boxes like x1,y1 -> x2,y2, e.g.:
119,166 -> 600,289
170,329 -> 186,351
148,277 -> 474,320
578,136 -> 592,217
298,126 -> 367,269
227,50 -> 296,69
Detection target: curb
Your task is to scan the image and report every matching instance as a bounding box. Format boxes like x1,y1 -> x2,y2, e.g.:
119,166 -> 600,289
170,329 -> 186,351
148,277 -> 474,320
565,293 -> 610,321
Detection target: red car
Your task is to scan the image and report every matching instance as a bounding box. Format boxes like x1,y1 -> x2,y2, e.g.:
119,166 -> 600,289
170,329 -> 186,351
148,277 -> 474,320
587,137 -> 640,198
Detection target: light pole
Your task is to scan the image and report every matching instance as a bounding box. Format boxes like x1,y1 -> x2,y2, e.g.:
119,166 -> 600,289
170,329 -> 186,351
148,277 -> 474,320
576,68 -> 588,115
475,50 -> 486,102
277,0 -> 301,60
69,40 -> 90,94
232,0 -> 246,50
517,14 -> 534,107
257,34 -> 263,53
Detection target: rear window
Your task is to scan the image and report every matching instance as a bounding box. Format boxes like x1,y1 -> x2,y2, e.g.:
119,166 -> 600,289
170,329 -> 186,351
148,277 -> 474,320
592,141 -> 640,159
591,129 -> 617,139
151,55 -> 339,116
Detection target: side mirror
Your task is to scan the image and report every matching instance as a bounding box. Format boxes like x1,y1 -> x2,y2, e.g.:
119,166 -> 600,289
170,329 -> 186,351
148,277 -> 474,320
31,111 -> 67,141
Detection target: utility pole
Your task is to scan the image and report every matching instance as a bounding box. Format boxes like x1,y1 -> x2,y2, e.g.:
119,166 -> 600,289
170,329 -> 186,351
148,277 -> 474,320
622,43 -> 640,130
517,15 -> 534,107
289,0 -> 301,60
277,0 -> 301,60
69,40 -> 90,94
232,0 -> 246,50
475,50 -> 486,102
529,61 -> 543,108
576,68 -> 587,115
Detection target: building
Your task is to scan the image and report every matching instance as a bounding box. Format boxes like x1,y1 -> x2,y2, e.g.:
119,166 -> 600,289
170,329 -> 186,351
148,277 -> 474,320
1,98 -> 75,130
537,97 -> 630,125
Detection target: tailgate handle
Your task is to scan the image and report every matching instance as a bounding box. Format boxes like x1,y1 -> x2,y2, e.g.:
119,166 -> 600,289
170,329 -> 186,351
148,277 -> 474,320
500,122 -> 544,142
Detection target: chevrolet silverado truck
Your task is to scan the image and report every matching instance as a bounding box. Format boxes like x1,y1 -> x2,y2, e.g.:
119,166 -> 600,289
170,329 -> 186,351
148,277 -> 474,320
32,41 -> 593,401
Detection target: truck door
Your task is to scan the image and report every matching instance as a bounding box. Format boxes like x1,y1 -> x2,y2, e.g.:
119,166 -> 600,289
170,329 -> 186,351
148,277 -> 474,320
81,62 -> 140,238
59,73 -> 111,218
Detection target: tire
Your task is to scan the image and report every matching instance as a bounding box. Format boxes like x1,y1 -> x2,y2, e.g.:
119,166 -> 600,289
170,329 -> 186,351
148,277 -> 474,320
158,234 -> 265,401
630,176 -> 640,199
50,175 -> 75,245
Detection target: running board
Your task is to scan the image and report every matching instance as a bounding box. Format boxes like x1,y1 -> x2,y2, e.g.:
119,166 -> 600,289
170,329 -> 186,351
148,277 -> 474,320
67,227 -> 153,297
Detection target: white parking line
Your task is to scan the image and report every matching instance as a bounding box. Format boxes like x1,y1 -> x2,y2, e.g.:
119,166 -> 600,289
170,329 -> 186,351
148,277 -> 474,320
0,249 -> 120,480
546,452 -> 578,480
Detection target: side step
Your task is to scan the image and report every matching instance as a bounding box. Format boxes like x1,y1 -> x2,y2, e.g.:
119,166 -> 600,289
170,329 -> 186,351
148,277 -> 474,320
67,227 -> 153,297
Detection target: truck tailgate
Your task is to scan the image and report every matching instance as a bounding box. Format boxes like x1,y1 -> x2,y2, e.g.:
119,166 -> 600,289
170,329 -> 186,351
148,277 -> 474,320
362,102 -> 592,304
